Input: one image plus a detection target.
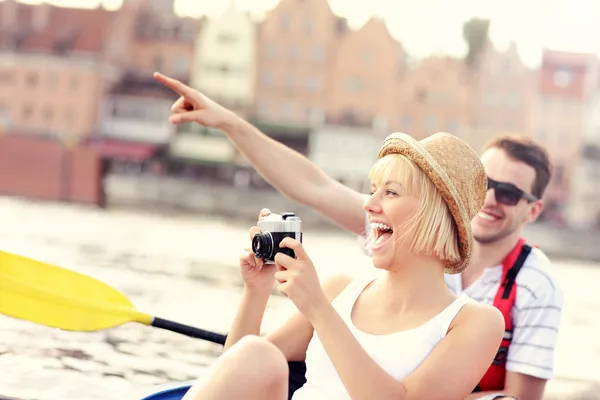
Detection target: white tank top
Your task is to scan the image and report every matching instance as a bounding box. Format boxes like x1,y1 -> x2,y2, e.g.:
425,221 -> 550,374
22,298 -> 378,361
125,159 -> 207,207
292,274 -> 473,400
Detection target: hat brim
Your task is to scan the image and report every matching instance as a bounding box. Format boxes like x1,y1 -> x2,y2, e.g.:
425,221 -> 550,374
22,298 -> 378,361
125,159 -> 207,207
379,133 -> 473,274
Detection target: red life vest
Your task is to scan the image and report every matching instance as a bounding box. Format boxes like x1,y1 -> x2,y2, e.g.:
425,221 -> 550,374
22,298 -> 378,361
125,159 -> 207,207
473,237 -> 533,393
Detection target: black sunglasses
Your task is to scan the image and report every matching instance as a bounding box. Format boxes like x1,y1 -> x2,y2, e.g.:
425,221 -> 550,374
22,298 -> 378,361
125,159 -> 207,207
487,177 -> 538,206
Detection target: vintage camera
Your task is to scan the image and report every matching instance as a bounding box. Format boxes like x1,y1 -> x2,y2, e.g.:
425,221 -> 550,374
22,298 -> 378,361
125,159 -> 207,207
252,212 -> 303,263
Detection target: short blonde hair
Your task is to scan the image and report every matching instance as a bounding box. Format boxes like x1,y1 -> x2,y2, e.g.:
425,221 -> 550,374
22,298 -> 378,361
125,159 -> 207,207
369,153 -> 461,263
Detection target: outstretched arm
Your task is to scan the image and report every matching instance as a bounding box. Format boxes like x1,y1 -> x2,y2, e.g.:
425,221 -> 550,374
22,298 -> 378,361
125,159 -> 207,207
221,117 -> 367,235
154,72 -> 367,235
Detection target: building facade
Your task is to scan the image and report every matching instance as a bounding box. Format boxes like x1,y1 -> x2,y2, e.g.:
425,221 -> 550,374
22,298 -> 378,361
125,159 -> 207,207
253,0 -> 344,124
190,5 -> 255,114
530,50 -> 598,212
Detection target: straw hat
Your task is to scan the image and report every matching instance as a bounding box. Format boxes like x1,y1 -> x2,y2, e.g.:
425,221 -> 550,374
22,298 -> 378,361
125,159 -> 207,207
378,132 -> 487,274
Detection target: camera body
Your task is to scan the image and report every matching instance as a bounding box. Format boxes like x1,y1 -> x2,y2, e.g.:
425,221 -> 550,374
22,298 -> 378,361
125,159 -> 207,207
252,212 -> 303,264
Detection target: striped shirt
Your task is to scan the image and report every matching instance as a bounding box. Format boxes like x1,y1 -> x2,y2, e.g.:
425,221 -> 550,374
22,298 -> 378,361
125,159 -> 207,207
360,217 -> 564,380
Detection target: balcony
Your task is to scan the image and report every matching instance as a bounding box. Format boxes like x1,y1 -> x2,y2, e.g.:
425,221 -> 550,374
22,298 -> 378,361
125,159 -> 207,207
97,96 -> 175,145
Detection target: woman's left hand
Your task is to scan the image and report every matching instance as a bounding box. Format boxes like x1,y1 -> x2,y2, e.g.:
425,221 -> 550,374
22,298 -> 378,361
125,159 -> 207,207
274,238 -> 328,319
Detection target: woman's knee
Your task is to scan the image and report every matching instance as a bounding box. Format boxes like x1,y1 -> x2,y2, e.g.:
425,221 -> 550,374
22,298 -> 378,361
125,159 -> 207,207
227,335 -> 288,379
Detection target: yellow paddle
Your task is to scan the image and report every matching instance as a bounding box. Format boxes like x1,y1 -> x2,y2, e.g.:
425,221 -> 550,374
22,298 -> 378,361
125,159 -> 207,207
0,250 -> 227,345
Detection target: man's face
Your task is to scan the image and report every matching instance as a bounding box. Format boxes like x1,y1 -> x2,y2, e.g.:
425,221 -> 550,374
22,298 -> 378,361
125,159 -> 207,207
472,147 -> 543,245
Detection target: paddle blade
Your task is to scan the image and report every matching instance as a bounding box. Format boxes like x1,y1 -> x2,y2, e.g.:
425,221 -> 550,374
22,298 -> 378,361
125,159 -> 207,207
0,251 -> 151,331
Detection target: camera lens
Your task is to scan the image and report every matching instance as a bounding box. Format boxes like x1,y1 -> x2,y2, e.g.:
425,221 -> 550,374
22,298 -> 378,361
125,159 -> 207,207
252,232 -> 273,260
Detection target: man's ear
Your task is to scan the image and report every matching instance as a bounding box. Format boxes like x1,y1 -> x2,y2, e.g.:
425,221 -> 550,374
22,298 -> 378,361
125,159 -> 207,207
525,200 -> 544,224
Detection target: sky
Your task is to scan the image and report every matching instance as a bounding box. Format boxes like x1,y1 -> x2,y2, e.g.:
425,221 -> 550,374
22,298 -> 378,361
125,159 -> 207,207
6,0 -> 600,67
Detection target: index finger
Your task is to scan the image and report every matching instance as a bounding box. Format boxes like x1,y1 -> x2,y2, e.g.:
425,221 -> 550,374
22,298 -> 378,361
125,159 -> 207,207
248,225 -> 261,242
154,72 -> 194,97
279,238 -> 308,260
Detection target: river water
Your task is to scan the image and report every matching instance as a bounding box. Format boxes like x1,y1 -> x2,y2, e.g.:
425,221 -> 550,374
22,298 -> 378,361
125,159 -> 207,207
0,197 -> 599,399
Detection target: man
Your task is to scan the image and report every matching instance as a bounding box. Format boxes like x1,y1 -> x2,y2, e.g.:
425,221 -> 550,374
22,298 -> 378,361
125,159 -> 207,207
154,72 -> 564,400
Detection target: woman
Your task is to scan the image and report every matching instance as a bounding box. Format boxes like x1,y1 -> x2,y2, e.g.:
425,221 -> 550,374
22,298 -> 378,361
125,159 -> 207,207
155,73 -> 505,400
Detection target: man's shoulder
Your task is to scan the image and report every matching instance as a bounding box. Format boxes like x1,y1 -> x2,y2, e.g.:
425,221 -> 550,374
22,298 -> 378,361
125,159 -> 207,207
515,246 -> 563,305
518,247 -> 560,289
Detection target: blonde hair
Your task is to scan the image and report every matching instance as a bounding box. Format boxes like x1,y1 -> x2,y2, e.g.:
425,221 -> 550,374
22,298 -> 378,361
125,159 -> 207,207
368,153 -> 461,263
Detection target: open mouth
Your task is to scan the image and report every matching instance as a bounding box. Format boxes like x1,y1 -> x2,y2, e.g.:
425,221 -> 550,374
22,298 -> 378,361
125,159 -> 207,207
371,222 -> 393,248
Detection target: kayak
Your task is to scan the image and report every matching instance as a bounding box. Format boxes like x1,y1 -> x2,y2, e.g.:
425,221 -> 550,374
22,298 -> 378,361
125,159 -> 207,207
139,381 -> 193,400
139,361 -> 307,400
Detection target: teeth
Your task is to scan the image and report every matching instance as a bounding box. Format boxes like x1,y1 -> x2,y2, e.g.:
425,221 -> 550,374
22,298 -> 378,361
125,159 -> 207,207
477,211 -> 496,221
371,222 -> 392,232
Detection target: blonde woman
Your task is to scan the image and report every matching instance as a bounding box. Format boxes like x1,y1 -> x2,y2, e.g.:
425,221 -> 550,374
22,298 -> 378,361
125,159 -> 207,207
156,73 -> 505,400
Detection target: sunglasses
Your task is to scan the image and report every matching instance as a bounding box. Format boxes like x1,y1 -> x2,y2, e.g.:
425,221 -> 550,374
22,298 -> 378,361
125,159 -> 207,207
487,178 -> 538,206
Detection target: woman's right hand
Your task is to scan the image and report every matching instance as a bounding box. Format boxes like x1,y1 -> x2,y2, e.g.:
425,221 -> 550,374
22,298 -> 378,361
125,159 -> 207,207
240,209 -> 276,293
153,71 -> 238,130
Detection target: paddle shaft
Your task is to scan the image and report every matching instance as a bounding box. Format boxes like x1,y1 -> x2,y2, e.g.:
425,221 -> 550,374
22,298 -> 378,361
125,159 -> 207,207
151,317 -> 227,345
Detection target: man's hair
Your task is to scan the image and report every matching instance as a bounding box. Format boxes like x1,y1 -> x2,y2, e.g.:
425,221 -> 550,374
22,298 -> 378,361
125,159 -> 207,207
484,135 -> 553,199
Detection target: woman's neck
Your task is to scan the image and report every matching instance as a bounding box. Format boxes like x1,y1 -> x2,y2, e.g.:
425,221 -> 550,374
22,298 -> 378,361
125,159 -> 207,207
375,254 -> 454,312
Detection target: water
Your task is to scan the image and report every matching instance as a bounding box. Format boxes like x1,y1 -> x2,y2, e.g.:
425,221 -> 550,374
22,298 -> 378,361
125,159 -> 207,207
0,197 -> 598,399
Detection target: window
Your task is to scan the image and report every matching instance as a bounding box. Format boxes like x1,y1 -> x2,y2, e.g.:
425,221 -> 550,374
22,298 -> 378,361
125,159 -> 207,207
0,71 -> 14,83
279,14 -> 290,31
261,72 -> 273,86
265,44 -> 277,58
216,64 -> 230,74
173,56 -> 188,75
258,101 -> 270,117
110,99 -> 164,122
26,72 -> 38,86
47,71 -> 58,88
507,93 -> 519,107
306,107 -> 324,124
282,102 -> 293,118
178,24 -> 196,41
284,75 -> 294,89
425,115 -> 436,130
217,32 -> 238,45
22,104 -> 33,119
483,92 -> 496,106
306,76 -> 321,91
43,106 -> 53,122
70,76 -> 79,90
415,88 -> 428,102
153,54 -> 164,71
553,68 -> 573,88
302,18 -> 313,35
289,45 -> 300,60
362,49 -> 373,64
446,120 -> 458,132
344,77 -> 364,92
65,108 -> 74,125
310,46 -> 324,62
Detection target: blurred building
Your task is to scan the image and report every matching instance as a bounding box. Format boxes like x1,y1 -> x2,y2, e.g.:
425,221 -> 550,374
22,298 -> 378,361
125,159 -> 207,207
0,1 -> 115,142
168,3 -> 257,174
394,56 -> 473,141
530,50 -> 598,214
1,0 -> 598,218
190,3 -> 255,114
93,0 -> 199,171
325,17 -> 402,131
308,123 -> 388,192
567,81 -> 600,228
470,42 -> 535,154
126,0 -> 198,79
253,0 -> 345,124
